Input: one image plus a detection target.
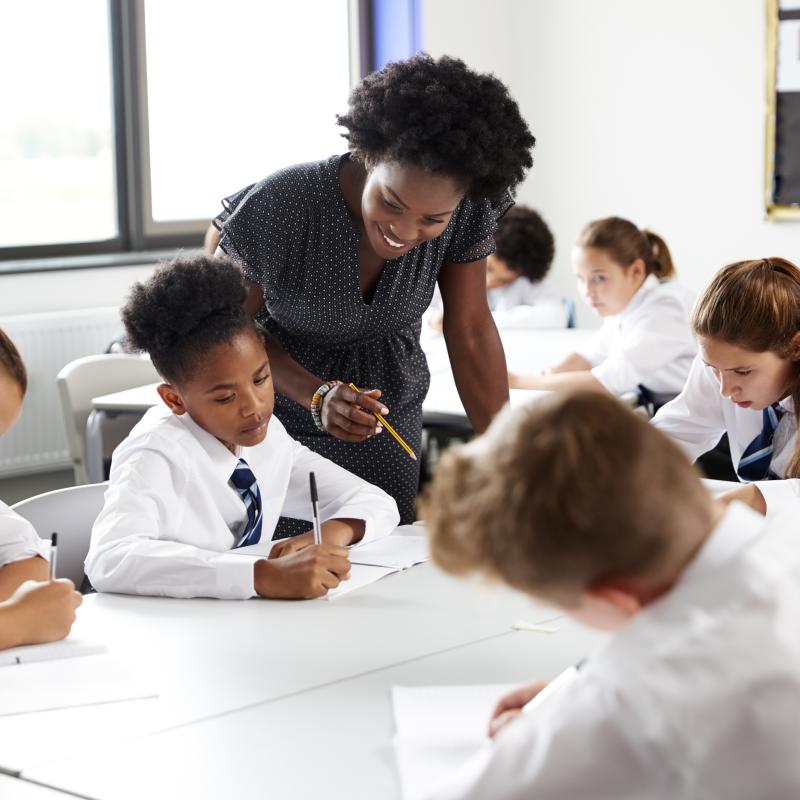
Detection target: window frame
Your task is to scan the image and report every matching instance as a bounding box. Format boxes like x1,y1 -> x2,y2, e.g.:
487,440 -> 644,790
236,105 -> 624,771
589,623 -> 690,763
0,0 -> 376,274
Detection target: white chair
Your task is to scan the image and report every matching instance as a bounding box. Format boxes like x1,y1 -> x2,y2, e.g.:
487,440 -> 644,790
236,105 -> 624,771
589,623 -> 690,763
56,354 -> 160,485
12,483 -> 108,588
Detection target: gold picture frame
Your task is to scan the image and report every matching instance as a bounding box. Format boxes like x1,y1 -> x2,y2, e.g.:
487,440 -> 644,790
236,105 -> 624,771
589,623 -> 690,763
765,0 -> 800,219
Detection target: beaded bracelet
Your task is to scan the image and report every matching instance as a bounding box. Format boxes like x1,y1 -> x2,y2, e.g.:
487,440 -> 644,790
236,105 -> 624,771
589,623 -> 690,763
310,380 -> 342,432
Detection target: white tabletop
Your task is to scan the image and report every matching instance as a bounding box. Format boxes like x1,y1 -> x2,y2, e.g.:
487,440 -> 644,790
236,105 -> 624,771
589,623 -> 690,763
24,621 -> 606,800
0,776 -> 74,800
91,328 -> 595,417
0,562 -> 561,776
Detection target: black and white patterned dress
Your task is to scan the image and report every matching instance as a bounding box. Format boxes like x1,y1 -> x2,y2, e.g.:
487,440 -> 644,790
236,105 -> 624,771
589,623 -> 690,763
214,154 -> 511,524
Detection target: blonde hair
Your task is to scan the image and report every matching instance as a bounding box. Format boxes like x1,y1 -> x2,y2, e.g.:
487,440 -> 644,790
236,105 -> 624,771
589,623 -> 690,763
422,391 -> 712,605
692,257 -> 800,477
576,216 -> 676,279
0,327 -> 27,396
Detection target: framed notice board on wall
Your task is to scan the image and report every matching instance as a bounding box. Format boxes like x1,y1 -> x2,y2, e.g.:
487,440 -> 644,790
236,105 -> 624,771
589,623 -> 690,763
766,0 -> 800,218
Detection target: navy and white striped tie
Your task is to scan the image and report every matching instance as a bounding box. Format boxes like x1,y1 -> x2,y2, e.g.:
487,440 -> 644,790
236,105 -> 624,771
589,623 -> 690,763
737,403 -> 785,482
230,458 -> 263,547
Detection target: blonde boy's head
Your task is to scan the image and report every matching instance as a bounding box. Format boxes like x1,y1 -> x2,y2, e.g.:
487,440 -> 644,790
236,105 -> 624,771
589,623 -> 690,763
423,391 -> 714,609
0,327 -> 27,438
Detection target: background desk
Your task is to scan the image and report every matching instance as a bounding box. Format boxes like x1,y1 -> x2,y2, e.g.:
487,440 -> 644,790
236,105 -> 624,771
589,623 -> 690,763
2,562 -> 606,799
86,328 -> 594,482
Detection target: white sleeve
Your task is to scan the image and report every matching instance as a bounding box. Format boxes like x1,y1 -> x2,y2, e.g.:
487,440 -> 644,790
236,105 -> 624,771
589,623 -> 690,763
589,298 -> 694,395
650,356 -> 727,461
491,301 -> 568,330
429,681 -> 665,800
753,478 -> 800,518
575,324 -> 611,367
85,448 -> 255,600
0,502 -> 49,567
279,437 -> 400,542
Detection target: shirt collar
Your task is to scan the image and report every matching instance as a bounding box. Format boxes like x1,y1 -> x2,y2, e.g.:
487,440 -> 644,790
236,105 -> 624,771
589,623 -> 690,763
177,412 -> 241,482
616,273 -> 660,320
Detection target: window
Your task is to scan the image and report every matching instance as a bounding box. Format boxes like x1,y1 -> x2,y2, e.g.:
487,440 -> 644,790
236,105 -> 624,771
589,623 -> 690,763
141,0 -> 353,233
0,1 -> 116,249
1,0 -> 362,265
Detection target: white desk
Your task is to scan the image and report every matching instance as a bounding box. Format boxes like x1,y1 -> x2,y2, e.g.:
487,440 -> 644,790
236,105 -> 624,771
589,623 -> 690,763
85,328 -> 594,482
24,621 -> 605,800
0,562 -> 587,780
0,776 -> 76,800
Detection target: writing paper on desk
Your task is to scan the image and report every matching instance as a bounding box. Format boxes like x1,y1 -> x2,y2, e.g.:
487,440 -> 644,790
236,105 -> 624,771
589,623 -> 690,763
0,638 -> 107,667
0,654 -> 157,716
392,684 -> 512,800
349,534 -> 429,569
323,563 -> 397,599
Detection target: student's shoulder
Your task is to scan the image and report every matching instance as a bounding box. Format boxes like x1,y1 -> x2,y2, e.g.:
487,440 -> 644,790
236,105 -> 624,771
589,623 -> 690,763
114,405 -> 200,465
636,278 -> 693,319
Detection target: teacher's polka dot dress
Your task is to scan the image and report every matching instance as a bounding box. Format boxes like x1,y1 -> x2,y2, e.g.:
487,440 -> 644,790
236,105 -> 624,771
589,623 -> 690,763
215,154 -> 510,525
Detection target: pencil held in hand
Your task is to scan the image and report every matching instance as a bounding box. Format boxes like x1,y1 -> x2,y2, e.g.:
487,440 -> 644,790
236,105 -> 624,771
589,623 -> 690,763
348,383 -> 417,460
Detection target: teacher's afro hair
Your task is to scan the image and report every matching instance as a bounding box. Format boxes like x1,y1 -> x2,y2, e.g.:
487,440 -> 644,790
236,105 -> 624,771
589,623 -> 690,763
337,53 -> 535,200
494,206 -> 555,282
122,254 -> 261,384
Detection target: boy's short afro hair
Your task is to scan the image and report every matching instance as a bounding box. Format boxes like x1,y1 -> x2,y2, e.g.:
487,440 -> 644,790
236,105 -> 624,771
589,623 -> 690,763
122,254 -> 258,384
337,53 -> 535,200
494,206 -> 555,282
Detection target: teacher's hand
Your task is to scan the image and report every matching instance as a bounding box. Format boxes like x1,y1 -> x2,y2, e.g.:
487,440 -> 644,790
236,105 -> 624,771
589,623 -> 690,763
321,385 -> 387,442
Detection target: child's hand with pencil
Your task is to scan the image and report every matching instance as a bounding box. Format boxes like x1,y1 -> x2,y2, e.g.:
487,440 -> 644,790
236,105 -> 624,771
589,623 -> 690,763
320,384 -> 386,442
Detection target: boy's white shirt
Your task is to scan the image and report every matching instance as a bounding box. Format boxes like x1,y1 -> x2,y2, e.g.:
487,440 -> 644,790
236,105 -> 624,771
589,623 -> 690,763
486,277 -> 568,329
575,274 -> 696,399
429,502 -> 800,800
0,501 -> 48,568
85,404 -> 400,599
423,279 -> 568,336
652,354 -> 799,515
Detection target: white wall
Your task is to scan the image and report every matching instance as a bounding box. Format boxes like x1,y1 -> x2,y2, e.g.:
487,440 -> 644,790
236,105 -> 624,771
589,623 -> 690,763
423,0 -> 800,326
0,264 -> 157,317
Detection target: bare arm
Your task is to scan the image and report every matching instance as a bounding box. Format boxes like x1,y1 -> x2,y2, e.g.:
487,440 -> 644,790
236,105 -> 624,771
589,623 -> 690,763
439,259 -> 509,433
508,369 -> 607,393
0,556 -> 48,602
546,352 -> 592,374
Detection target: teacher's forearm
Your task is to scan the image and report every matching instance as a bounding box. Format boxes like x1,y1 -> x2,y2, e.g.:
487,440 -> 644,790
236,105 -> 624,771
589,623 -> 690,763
262,331 -> 322,409
444,319 -> 509,434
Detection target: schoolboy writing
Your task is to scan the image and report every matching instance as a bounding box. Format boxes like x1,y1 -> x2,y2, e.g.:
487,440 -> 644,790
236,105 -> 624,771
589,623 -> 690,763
423,391 -> 800,799
653,257 -> 800,516
85,255 -> 400,600
0,327 -> 82,649
509,216 -> 695,407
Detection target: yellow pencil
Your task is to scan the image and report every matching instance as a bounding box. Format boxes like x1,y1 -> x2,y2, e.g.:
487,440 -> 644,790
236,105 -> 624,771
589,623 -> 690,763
348,383 -> 417,461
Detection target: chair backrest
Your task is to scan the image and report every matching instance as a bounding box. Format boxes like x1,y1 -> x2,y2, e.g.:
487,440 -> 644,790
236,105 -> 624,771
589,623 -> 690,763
56,354 -> 159,484
12,483 -> 108,587
563,297 -> 577,329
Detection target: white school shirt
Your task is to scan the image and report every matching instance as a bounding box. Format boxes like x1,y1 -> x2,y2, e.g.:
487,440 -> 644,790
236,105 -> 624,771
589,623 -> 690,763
0,500 -> 48,567
486,277 -> 568,329
431,502 -> 800,800
85,405 -> 400,599
575,274 -> 696,400
422,279 -> 567,338
652,354 -> 799,515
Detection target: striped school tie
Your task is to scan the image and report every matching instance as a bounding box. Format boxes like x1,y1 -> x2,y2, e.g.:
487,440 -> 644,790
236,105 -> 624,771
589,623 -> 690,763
736,403 -> 786,482
229,458 -> 263,547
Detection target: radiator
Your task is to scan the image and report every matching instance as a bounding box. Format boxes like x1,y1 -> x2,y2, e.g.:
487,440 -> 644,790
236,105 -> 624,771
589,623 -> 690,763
0,307 -> 123,477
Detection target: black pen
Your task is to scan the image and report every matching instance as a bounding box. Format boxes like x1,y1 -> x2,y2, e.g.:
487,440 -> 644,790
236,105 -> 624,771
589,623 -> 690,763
49,533 -> 58,581
309,472 -> 322,545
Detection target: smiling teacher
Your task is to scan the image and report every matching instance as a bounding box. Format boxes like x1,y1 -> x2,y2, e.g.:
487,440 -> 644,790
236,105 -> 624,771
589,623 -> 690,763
211,54 -> 535,525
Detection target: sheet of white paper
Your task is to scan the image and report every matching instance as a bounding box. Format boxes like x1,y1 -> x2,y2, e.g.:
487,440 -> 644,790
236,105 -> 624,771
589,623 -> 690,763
0,638 -> 107,667
0,653 -> 157,716
324,563 -> 397,599
349,535 -> 429,569
391,684 -> 513,800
